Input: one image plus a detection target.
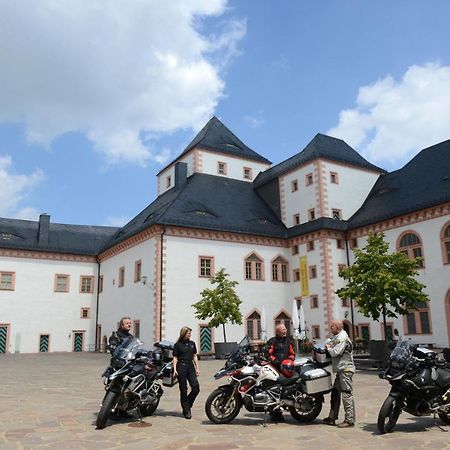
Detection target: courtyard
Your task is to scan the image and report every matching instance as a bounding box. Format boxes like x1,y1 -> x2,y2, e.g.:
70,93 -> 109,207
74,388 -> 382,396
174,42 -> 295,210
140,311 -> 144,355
0,352 -> 448,450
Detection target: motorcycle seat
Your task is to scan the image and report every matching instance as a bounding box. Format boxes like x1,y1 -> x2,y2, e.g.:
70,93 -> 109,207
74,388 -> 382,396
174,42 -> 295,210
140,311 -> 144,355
277,372 -> 300,386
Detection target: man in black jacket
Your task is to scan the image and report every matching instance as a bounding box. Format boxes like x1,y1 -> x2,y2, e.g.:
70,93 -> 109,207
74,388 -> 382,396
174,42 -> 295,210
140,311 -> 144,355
108,316 -> 133,354
265,324 -> 295,421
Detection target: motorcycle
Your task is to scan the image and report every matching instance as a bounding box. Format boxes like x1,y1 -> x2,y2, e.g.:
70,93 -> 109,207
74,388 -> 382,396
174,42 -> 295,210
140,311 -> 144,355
205,337 -> 333,424
96,337 -> 176,429
377,339 -> 450,434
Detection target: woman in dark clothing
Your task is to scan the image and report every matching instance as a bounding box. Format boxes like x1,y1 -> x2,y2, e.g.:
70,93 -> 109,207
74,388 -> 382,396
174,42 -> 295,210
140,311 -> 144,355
173,326 -> 200,419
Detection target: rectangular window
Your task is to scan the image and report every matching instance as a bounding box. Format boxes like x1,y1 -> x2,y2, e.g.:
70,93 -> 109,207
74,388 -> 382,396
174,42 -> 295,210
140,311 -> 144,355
99,275 -> 104,293
309,265 -> 317,279
134,260 -> 142,282
308,209 -> 315,221
54,274 -> 69,292
80,308 -> 90,319
292,245 -> 299,255
243,167 -> 252,180
245,261 -> 252,280
350,238 -> 358,249
310,295 -> 319,309
338,264 -> 346,274
293,269 -> 300,282
133,320 -> 140,338
291,179 -> 298,192
330,172 -> 338,184
272,264 -> 278,281
336,239 -> 345,249
293,213 -> 300,225
255,262 -> 262,280
420,312 -> 431,334
307,240 -> 315,251
166,176 -> 171,188
119,267 -> 125,287
306,173 -> 313,186
80,276 -> 94,293
407,313 -> 417,334
199,257 -> 214,277
217,161 -> 227,175
312,325 -> 320,340
0,272 -> 15,290
281,264 -> 287,282
332,209 -> 342,220
341,298 -> 350,307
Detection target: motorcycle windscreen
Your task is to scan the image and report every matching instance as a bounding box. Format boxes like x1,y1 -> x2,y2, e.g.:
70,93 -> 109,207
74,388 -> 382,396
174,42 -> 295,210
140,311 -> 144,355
226,336 -> 250,367
113,337 -> 147,361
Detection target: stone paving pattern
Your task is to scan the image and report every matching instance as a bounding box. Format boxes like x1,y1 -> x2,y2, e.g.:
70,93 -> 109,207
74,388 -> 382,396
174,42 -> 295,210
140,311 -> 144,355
0,353 -> 449,449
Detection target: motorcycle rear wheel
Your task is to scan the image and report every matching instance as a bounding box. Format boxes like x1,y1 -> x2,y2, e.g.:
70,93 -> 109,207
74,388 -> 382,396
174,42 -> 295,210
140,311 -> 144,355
438,412 -> 450,424
96,391 -> 120,429
289,393 -> 322,422
377,396 -> 402,434
140,398 -> 160,417
205,389 -> 241,424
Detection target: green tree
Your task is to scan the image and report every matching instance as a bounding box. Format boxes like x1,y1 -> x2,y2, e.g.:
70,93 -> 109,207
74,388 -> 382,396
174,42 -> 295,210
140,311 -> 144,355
192,268 -> 243,342
336,232 -> 428,339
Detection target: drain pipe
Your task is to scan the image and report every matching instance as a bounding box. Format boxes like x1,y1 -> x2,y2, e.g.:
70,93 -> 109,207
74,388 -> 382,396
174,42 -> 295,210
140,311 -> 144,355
344,237 -> 356,341
159,228 -> 166,341
95,259 -> 101,351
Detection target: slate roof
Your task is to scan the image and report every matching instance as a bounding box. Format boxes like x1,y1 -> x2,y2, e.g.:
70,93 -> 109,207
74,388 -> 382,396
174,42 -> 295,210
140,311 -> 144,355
0,217 -> 118,256
348,139 -> 450,228
157,116 -> 271,175
254,133 -> 385,187
105,173 -> 288,249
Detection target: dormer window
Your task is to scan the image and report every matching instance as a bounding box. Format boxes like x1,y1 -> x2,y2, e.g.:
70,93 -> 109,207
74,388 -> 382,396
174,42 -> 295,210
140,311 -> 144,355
330,172 -> 339,184
291,179 -> 298,192
217,162 -> 227,175
166,176 -> 171,188
306,173 -> 313,186
243,167 -> 252,180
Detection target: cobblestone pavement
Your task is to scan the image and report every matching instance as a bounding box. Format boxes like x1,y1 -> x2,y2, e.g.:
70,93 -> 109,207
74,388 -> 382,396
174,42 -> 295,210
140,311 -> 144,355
0,352 -> 449,450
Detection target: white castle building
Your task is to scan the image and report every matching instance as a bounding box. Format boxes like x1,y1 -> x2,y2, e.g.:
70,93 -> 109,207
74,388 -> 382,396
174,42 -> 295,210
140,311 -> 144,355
1,117 -> 449,354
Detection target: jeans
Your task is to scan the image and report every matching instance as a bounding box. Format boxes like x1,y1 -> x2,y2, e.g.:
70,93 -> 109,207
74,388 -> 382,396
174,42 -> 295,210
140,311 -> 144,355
177,362 -> 200,412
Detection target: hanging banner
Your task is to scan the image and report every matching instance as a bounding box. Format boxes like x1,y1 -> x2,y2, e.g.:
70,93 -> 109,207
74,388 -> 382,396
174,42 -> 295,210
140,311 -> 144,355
300,256 -> 309,296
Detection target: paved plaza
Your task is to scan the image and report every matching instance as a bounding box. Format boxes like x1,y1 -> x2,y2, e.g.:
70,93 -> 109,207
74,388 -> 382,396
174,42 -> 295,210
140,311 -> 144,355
0,352 -> 449,450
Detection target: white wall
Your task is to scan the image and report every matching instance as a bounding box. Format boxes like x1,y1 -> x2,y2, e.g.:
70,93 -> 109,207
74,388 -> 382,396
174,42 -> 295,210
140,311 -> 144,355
0,255 -> 97,353
98,237 -> 157,349
324,161 -> 380,220
199,150 -> 270,182
280,163 -> 317,227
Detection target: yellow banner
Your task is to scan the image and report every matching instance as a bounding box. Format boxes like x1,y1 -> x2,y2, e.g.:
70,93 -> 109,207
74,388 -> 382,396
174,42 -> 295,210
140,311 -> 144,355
300,256 -> 309,296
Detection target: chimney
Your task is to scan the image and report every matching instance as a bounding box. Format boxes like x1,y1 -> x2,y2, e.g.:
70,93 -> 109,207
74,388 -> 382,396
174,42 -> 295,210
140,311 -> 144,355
174,162 -> 188,190
38,213 -> 50,246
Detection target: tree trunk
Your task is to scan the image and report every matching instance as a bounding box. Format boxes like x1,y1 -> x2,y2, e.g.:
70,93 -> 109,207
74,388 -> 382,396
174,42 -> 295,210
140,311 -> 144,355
222,323 -> 227,343
382,303 -> 387,342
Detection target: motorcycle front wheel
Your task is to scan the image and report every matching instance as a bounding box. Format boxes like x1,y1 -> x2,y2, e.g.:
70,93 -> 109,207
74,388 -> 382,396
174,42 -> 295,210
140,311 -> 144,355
96,391 -> 120,429
205,388 -> 242,424
377,395 -> 402,434
289,393 -> 322,422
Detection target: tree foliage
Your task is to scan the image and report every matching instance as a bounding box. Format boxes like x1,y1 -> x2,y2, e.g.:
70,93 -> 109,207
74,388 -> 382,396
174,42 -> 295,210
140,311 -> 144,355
336,232 -> 428,332
192,268 -> 243,342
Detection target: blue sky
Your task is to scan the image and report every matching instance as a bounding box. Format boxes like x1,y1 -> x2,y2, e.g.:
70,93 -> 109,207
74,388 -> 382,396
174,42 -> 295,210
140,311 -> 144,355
1,1 -> 450,227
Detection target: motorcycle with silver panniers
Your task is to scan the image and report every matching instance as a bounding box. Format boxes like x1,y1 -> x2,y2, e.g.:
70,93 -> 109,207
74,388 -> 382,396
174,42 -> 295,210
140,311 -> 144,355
205,337 -> 333,424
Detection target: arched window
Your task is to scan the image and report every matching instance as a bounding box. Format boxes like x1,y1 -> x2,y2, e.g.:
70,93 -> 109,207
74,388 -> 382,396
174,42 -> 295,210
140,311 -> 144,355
244,253 -> 264,280
271,256 -> 289,282
398,232 -> 424,268
441,223 -> 450,265
246,311 -> 261,340
274,312 -> 291,336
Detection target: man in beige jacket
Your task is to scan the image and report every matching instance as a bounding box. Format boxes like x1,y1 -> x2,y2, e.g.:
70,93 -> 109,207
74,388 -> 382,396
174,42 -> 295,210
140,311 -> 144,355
323,320 -> 355,428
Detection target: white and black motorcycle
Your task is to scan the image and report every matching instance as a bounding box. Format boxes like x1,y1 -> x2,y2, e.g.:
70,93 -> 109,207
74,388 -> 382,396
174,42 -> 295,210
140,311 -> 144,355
205,337 -> 332,424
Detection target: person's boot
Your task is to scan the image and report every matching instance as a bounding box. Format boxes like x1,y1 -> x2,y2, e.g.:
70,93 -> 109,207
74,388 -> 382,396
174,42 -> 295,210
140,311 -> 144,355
269,410 -> 284,422
183,408 -> 192,419
323,417 -> 336,426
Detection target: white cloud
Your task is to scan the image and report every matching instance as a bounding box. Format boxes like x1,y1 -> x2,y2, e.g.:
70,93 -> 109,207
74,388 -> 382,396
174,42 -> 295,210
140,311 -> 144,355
104,215 -> 131,227
328,63 -> 450,167
0,155 -> 45,219
0,1 -> 246,166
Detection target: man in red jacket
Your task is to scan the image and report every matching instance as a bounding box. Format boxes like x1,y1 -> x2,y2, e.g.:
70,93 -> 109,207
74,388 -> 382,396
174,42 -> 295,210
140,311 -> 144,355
265,324 -> 295,421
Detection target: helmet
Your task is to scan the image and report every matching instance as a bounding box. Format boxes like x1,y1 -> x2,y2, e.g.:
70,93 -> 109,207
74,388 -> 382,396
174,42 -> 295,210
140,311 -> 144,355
280,359 -> 295,377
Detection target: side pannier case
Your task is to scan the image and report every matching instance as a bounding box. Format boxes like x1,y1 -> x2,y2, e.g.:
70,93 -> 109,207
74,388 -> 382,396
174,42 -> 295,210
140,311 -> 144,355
302,368 -> 332,394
